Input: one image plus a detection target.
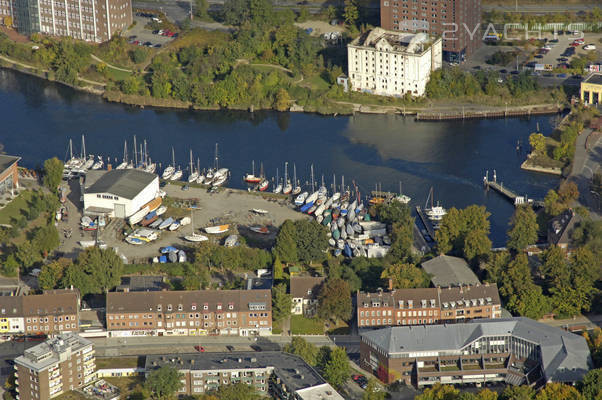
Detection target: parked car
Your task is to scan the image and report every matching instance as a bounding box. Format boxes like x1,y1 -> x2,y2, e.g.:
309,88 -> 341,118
194,345 -> 205,352
500,69 -> 508,74
154,43 -> 162,48
557,73 -> 567,78
583,44 -> 596,51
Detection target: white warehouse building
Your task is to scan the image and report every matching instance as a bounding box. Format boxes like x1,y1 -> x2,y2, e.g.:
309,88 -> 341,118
83,169 -> 159,218
347,29 -> 442,97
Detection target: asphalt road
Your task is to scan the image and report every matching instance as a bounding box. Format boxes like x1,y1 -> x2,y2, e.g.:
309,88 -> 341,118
569,127 -> 602,217
482,4 -> 600,13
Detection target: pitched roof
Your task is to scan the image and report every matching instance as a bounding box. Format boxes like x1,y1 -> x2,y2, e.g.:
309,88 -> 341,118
85,169 -> 157,200
361,317 -> 592,383
548,209 -> 580,246
358,288 -> 439,308
290,276 -> 325,300
117,276 -> 166,292
106,289 -> 272,313
438,283 -> 501,307
421,255 -> 480,287
0,295 -> 22,317
20,290 -> 79,317
0,155 -> 20,173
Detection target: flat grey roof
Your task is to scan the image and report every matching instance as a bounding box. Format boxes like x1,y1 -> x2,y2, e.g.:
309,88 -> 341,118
361,317 -> 592,383
146,352 -> 326,392
15,333 -> 93,372
118,276 -> 165,292
0,155 -> 20,174
85,169 -> 157,200
421,255 -> 480,287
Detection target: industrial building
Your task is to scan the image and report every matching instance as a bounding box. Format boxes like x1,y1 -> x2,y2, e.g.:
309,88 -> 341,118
347,29 -> 442,97
0,0 -> 131,42
83,169 -> 159,219
379,0 -> 481,62
360,317 -> 592,387
14,333 -> 96,400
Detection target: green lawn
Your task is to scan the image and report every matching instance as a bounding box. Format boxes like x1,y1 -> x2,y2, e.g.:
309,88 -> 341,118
105,66 -> 133,81
55,391 -> 87,400
96,357 -> 144,369
0,190 -> 34,225
291,315 -> 324,335
304,75 -> 330,91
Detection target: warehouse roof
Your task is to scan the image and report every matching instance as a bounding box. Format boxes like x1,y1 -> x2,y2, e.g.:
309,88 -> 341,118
85,169 -> 157,200
421,255 -> 480,287
0,155 -> 20,173
361,317 -> 592,383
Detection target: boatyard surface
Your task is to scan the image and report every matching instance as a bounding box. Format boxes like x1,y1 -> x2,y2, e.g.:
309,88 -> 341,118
56,181 -> 307,262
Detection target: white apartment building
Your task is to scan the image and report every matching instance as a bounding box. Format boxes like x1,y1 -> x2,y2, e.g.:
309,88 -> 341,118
347,28 -> 442,97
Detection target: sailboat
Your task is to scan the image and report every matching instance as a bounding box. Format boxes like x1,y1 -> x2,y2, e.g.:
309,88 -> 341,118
395,181 -> 411,204
292,163 -> 301,195
184,210 -> 208,242
170,166 -> 183,181
283,162 -> 292,195
188,150 -> 199,183
273,168 -> 282,194
81,135 -> 94,170
258,162 -> 269,191
91,155 -> 104,170
212,143 -> 229,186
162,147 -> 176,179
425,187 -> 447,222
116,141 -> 129,170
143,140 -> 156,173
244,160 -> 262,184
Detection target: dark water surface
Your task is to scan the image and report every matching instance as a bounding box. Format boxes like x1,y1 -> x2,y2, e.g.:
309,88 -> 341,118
0,68 -> 560,246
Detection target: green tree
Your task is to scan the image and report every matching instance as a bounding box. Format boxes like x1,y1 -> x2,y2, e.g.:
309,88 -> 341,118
273,255 -> 284,280
501,385 -> 535,400
380,263 -> 429,289
43,157 -> 63,193
435,205 -> 491,263
144,366 -> 183,399
272,283 -> 292,322
507,206 -> 538,252
1,254 -> 19,277
210,383 -> 261,400
558,181 -> 579,205
416,383 -> 460,400
579,368 -> 602,400
322,347 -> 350,389
284,336 -> 317,366
273,220 -> 298,264
65,247 -> 124,295
500,254 -> 549,319
194,0 -> 209,18
529,133 -> 546,154
363,379 -> 385,400
38,261 -> 65,290
32,224 -> 60,257
325,5 -> 337,21
534,383 -> 583,400
317,278 -> 352,322
131,48 -> 148,64
343,0 -> 359,25
544,189 -> 564,216
274,88 -> 291,111
477,388 -> 499,400
16,241 -> 41,269
294,219 -> 328,264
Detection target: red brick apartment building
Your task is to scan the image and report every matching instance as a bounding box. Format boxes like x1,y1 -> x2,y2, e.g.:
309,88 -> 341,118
357,284 -> 501,329
380,0 -> 481,62
106,289 -> 272,337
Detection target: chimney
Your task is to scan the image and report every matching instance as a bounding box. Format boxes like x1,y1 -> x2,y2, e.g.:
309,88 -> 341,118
388,278 -> 393,291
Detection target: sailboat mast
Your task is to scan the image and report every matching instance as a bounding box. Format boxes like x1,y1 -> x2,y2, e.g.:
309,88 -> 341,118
133,135 -> 137,166
310,165 -> 315,192
81,134 -> 86,159
284,162 -> 288,183
293,164 -> 297,186
214,143 -> 219,170
144,140 -> 148,165
190,149 -> 193,172
124,141 -> 128,163
69,139 -> 73,160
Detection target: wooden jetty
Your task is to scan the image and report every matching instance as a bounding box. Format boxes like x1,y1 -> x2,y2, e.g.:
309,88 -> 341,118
415,205 -> 436,240
483,170 -> 543,207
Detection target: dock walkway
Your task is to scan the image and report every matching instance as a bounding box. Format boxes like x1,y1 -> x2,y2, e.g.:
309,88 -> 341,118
483,171 -> 544,207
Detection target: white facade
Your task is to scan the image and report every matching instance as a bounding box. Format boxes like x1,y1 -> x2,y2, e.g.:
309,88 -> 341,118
0,316 -> 24,334
348,29 -> 442,97
83,175 -> 159,218
291,297 -> 319,316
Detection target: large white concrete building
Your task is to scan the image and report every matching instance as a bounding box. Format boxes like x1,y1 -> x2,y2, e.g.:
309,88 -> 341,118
83,169 -> 159,218
347,28 -> 442,97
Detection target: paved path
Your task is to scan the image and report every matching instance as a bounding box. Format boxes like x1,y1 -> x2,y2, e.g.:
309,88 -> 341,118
91,54 -> 133,73
539,313 -> 602,330
568,127 -> 602,217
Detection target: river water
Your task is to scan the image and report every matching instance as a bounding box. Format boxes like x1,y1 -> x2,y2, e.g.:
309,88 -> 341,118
0,68 -> 560,246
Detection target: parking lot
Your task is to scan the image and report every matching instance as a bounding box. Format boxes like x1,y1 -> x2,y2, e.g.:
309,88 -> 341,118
123,15 -> 176,49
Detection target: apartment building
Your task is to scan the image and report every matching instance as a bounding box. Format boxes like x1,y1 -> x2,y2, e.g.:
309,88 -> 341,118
0,288 -> 80,336
145,352 -> 343,399
106,289 -> 272,337
357,283 -> 501,329
380,0 -> 481,62
347,28 -> 442,97
14,333 -> 96,400
0,0 -> 131,42
290,276 -> 325,316
360,317 -> 592,387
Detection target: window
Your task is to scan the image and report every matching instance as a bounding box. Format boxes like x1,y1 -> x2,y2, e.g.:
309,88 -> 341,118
167,305 -> 172,311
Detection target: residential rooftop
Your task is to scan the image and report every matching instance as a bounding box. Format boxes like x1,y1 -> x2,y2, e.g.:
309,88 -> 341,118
290,276 -> 325,300
584,72 -> 602,85
145,351 -> 342,397
117,276 -> 166,292
421,255 -> 480,287
350,28 -> 433,54
361,317 -> 592,383
15,333 -> 93,372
